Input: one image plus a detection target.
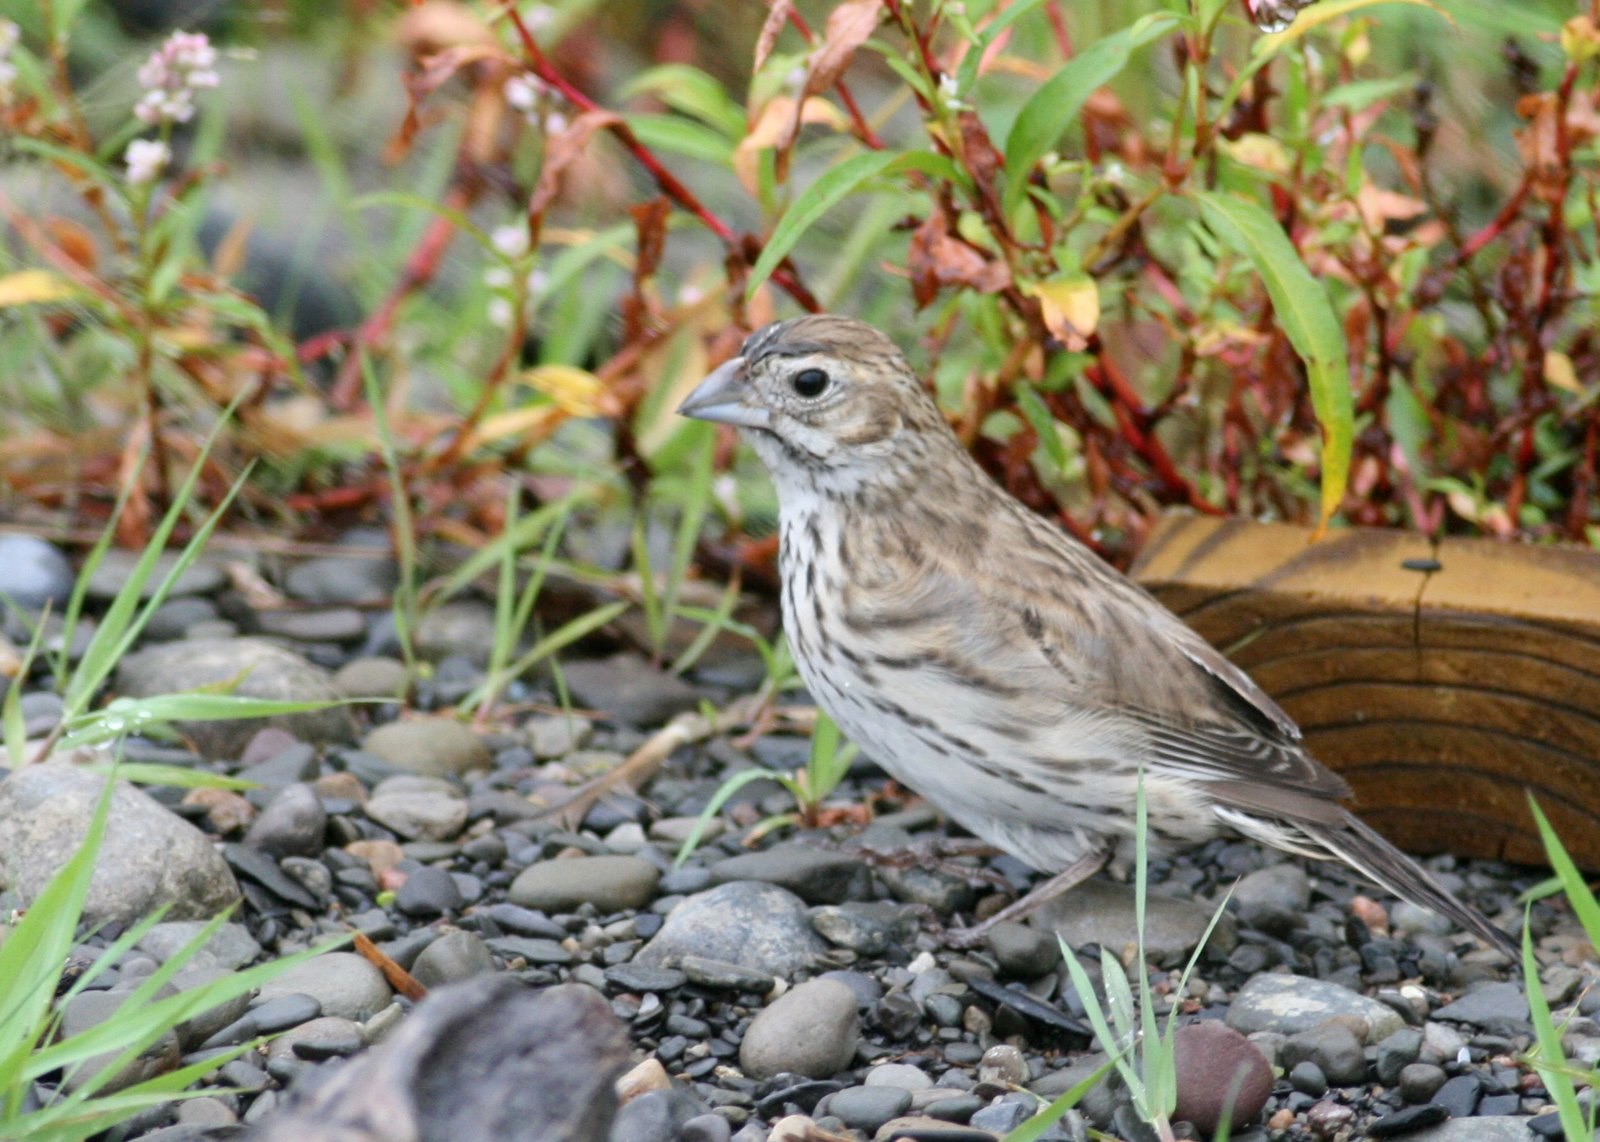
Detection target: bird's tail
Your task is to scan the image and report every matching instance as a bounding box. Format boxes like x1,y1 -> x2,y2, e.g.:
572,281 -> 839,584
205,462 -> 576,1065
1300,810 -> 1519,959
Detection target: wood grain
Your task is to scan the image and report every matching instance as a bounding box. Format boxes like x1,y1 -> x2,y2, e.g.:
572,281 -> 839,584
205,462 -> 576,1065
1131,514 -> 1600,868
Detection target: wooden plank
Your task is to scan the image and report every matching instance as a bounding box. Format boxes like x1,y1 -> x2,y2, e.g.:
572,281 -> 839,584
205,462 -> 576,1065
1131,514 -> 1600,868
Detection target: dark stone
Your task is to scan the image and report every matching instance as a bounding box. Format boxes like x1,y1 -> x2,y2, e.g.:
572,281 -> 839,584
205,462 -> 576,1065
1367,1103 -> 1449,1137
1429,1073 -> 1481,1119
1172,1021 -> 1274,1133
244,978 -> 628,1142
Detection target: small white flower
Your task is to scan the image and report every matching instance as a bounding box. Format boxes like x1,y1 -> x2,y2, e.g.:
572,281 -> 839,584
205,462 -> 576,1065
542,110 -> 568,135
134,29 -> 220,126
491,224 -> 528,257
526,268 -> 549,294
487,296 -> 516,328
505,74 -> 540,111
124,137 -> 171,185
678,284 -> 704,306
785,66 -> 806,92
483,266 -> 514,290
523,5 -> 554,32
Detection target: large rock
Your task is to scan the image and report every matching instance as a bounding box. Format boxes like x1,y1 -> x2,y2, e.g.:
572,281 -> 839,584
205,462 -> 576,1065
116,637 -> 355,758
0,756 -> 240,927
247,979 -> 629,1142
738,977 -> 860,1079
1225,973 -> 1406,1043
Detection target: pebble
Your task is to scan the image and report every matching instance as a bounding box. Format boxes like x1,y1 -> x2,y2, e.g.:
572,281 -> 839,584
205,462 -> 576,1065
138,921 -> 261,971
253,952 -> 392,1021
1036,878 -> 1238,965
1431,1073 -> 1482,1118
116,637 -> 355,757
410,930 -> 494,986
1281,1021 -> 1368,1085
1225,973 -> 1405,1043
0,534 -> 74,608
284,555 -> 398,604
561,652 -> 703,725
364,775 -> 468,842
335,656 -> 411,700
1232,862 -> 1311,935
1399,1062 -> 1449,1103
509,854 -> 661,914
636,881 -> 827,977
362,718 -> 490,777
1171,1021 -> 1274,1133
243,783 -> 327,857
739,977 -> 860,1079
828,1086 -> 913,1132
59,990 -> 181,1093
1432,981 -> 1530,1033
709,846 -> 869,904
1369,1104 -> 1451,1136
1375,1026 -> 1424,1084
394,865 -> 465,916
985,921 -> 1060,978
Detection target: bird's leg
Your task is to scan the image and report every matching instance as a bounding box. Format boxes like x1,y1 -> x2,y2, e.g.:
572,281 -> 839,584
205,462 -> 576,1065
944,845 -> 1113,949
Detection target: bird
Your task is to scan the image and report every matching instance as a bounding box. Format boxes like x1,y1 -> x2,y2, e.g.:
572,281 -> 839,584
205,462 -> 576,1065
677,313 -> 1517,957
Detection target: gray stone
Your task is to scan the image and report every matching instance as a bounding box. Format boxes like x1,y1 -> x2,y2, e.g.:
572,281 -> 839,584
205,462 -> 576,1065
635,881 -> 827,977
1432,981 -> 1530,1033
738,977 -> 860,1079
979,1044 -> 1029,1086
1392,899 -> 1456,939
1225,973 -> 1405,1043
825,1081 -> 915,1126
116,638 -> 355,757
709,846 -> 869,904
526,714 -> 593,758
680,1113 -> 733,1142
1374,1027 -> 1424,1085
143,597 -> 220,642
0,758 -> 240,927
1399,1063 -> 1449,1103
1036,878 -> 1239,966
986,921 -> 1060,978
334,656 -> 411,701
879,864 -> 975,916
812,901 -> 918,954
394,865 -> 465,916
0,534 -> 74,609
284,556 -> 398,605
415,601 -> 499,666
87,549 -> 226,601
607,1089 -> 705,1142
412,930 -> 495,987
244,783 -> 327,857
561,652 -> 702,725
1282,1021 -> 1367,1085
1232,863 -> 1311,935
264,1015 -> 365,1062
509,854 -> 660,914
362,718 -> 490,777
139,921 -> 261,971
678,956 -> 774,991
253,952 -> 392,1021
365,775 -> 468,842
257,607 -> 367,644
865,1062 -> 935,1091
171,964 -> 254,1048
58,989 -> 181,1093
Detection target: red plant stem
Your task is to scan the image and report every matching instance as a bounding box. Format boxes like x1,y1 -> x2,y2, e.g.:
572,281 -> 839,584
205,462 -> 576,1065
328,191 -> 467,408
507,9 -> 819,311
780,6 -> 886,150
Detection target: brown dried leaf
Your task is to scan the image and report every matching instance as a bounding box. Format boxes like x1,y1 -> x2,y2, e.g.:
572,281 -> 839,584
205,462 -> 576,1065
528,109 -> 623,219
42,217 -> 97,272
735,96 -> 849,194
394,0 -> 498,57
754,0 -> 796,75
777,0 -> 882,160
632,197 -> 671,284
1026,276 -> 1100,350
210,214 -> 255,279
907,208 -> 1012,309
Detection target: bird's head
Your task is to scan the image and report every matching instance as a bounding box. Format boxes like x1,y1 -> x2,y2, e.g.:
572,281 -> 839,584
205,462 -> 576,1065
677,315 -> 950,497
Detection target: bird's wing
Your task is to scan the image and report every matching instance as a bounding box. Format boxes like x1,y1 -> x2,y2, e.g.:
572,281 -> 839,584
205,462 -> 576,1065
895,508 -> 1355,815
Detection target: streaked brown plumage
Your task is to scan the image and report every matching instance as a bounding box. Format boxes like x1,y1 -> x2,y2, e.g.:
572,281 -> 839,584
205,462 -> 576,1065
679,314 -> 1515,956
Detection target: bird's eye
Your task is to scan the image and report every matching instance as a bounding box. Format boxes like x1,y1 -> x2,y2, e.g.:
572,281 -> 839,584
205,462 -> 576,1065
790,367 -> 831,398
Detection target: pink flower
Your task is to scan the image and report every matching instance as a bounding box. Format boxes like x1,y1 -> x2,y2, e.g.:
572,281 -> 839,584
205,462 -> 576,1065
134,30 -> 219,125
124,138 -> 171,185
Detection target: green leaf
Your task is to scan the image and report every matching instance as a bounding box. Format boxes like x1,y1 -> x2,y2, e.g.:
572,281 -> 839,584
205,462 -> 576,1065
747,150 -> 962,297
1003,1053 -> 1120,1142
619,64 -> 745,138
627,114 -> 735,165
673,766 -> 786,867
1002,14 -> 1179,217
1527,796 -> 1600,950
1522,903 -> 1589,1141
1015,383 -> 1070,474
1195,191 -> 1352,533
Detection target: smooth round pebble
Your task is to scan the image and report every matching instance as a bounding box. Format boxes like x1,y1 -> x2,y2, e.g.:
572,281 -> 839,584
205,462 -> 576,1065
828,1085 -> 912,1132
253,952 -> 392,1021
738,977 -> 859,1079
1172,1021 -> 1274,1133
509,855 -> 660,914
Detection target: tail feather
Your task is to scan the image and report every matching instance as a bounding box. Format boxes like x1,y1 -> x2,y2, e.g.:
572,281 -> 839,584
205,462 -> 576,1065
1303,811 -> 1519,959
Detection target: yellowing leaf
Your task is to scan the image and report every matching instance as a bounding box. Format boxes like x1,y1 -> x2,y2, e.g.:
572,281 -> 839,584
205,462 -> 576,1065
1026,276 -> 1100,350
1544,350 -> 1582,394
1218,133 -> 1293,177
735,96 -> 850,195
1254,0 -> 1451,58
522,364 -> 609,417
0,270 -> 76,308
1562,15 -> 1600,63
466,405 -> 566,453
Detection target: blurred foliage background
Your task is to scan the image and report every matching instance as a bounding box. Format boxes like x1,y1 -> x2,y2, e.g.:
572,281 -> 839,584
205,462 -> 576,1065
1,0 -> 1597,588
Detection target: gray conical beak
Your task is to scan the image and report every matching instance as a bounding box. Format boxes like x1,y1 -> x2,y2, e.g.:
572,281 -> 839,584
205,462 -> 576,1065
677,357 -> 770,430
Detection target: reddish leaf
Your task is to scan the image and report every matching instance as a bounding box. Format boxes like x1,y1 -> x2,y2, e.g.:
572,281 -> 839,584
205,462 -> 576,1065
777,0 -> 882,165
528,108 -> 623,222
907,207 -> 1012,309
753,0 -> 796,75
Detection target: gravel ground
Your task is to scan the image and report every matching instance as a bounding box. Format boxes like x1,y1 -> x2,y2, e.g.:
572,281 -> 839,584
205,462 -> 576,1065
0,534 -> 1595,1142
